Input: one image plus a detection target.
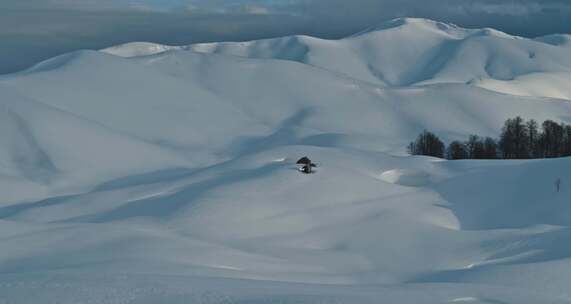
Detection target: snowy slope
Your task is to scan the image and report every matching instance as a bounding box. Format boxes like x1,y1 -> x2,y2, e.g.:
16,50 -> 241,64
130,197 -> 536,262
2,18 -> 571,303
0,83 -> 188,204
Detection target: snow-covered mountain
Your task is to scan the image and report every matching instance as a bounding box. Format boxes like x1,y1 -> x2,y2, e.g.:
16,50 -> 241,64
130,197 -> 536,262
2,18 -> 571,303
105,18 -> 571,100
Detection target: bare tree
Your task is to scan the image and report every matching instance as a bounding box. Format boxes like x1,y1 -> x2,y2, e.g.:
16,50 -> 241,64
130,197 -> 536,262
447,141 -> 468,160
408,130 -> 445,158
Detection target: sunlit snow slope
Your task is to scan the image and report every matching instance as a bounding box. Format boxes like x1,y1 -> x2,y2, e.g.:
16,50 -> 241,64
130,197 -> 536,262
2,18 -> 571,303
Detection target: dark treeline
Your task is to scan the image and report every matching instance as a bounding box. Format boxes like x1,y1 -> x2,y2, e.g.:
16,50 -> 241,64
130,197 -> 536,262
408,117 -> 571,160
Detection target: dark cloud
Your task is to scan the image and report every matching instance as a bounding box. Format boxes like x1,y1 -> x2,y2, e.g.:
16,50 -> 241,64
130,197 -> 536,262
1,0 -> 571,74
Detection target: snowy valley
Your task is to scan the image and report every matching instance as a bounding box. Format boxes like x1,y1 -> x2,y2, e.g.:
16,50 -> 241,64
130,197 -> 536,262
1,18 -> 571,303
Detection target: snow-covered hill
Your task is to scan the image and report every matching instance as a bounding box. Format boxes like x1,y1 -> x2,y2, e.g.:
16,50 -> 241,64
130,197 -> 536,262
2,18 -> 571,303
105,18 -> 571,100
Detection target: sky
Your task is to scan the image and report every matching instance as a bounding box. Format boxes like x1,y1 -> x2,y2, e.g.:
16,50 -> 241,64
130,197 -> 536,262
1,0 -> 571,74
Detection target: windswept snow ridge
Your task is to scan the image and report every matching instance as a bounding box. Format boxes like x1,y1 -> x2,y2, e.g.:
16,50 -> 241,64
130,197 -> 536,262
102,41 -> 190,57
380,168 -> 431,187
2,18 -> 571,303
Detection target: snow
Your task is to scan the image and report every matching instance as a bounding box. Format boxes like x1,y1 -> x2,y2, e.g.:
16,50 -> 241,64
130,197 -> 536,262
380,168 -> 431,187
101,42 -> 189,57
102,17 -> 571,100
2,18 -> 571,303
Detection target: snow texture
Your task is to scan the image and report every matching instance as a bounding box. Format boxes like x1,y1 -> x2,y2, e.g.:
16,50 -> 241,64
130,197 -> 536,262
2,18 -> 571,303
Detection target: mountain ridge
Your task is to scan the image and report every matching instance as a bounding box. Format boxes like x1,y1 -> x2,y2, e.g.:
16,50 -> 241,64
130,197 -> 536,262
100,18 -> 571,97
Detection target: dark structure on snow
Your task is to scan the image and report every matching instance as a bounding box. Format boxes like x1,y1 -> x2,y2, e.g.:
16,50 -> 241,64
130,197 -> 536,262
296,157 -> 317,174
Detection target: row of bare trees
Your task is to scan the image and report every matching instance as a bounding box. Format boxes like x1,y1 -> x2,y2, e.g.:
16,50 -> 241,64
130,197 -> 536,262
408,117 -> 571,160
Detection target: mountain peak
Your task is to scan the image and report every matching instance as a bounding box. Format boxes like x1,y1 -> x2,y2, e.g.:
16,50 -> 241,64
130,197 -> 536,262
348,17 -> 516,40
348,18 -> 461,38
